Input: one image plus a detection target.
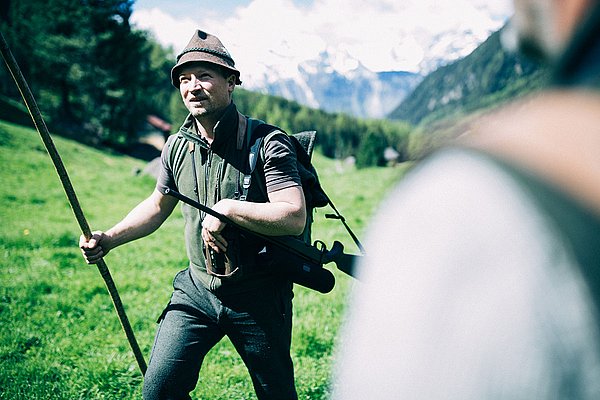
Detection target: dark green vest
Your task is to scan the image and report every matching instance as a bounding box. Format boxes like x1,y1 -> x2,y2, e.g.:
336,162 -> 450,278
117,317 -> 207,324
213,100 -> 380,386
166,105 -> 274,294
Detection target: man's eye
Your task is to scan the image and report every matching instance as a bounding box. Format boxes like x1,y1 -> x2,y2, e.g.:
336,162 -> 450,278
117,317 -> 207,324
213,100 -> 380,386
179,76 -> 190,83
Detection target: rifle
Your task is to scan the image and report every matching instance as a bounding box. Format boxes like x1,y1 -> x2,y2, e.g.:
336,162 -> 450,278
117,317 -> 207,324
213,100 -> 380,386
161,186 -> 360,293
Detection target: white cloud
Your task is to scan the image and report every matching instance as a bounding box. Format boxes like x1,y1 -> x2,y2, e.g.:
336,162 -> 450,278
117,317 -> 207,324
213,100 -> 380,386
131,0 -> 513,76
131,8 -> 196,51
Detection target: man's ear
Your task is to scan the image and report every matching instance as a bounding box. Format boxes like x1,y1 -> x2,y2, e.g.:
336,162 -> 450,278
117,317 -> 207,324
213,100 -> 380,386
227,75 -> 236,93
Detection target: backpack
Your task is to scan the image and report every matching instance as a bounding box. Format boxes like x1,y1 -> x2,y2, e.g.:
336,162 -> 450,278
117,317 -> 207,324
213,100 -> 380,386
242,118 -> 364,252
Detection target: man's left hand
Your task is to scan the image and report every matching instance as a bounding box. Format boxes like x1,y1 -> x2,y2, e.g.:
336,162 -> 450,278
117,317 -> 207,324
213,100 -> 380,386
201,200 -> 231,253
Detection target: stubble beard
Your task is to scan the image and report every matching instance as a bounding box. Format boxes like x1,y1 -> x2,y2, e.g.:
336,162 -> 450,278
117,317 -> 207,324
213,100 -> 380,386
186,98 -> 221,121
186,90 -> 231,118
187,100 -> 232,133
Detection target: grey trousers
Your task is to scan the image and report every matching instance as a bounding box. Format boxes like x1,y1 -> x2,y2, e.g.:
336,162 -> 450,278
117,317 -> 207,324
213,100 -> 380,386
142,269 -> 297,400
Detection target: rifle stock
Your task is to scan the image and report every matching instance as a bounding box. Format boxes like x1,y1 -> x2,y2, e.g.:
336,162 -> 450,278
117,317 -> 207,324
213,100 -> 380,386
323,240 -> 357,277
273,235 -> 358,278
162,187 -> 360,283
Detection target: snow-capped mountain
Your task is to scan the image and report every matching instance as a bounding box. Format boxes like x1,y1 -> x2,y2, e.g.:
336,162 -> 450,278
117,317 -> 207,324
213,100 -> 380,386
234,29 -> 505,120
230,24 -> 510,120
241,49 -> 422,119
131,0 -> 512,120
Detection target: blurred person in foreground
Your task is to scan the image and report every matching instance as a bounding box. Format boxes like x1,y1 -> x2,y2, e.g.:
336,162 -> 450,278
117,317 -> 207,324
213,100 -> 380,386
80,30 -> 304,400
332,0 -> 600,398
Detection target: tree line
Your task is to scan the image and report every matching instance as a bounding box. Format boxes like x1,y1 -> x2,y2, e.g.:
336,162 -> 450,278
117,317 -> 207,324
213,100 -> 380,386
0,0 -> 412,167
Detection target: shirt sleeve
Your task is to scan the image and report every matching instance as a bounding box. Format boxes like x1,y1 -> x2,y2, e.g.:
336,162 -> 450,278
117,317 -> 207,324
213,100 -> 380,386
262,132 -> 301,193
155,134 -> 177,193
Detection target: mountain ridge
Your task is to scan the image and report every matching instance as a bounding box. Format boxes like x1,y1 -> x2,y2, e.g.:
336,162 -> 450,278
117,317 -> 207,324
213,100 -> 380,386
388,27 -> 549,126
242,49 -> 422,119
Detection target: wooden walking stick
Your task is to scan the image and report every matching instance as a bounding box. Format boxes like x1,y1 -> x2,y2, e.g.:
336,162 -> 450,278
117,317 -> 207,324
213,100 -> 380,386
0,30 -> 147,375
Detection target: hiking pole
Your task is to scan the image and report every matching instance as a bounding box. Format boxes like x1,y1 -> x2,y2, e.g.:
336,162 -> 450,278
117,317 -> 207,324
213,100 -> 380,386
0,31 -> 147,375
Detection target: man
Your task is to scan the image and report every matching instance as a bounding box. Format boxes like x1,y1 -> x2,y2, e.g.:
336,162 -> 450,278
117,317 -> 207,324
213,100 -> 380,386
80,30 -> 304,400
333,1 -> 600,398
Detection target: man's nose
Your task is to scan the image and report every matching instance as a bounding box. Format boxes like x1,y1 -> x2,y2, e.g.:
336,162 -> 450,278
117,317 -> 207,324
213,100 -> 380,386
190,74 -> 203,90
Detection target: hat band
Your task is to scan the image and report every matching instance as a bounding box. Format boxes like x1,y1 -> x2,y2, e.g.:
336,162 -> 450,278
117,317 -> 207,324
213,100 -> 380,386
176,47 -> 235,67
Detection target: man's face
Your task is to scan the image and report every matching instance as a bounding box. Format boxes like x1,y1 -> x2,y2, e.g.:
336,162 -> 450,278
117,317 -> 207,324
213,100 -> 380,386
178,62 -> 235,120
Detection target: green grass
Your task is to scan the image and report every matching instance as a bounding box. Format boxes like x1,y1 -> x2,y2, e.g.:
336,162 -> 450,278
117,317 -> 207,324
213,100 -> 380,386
0,119 -> 408,399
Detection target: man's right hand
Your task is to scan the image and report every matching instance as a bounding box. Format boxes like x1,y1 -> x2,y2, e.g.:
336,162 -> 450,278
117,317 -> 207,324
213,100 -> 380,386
79,231 -> 111,264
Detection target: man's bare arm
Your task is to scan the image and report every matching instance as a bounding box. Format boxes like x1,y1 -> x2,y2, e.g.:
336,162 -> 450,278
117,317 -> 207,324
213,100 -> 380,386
80,189 -> 179,263
201,185 -> 307,252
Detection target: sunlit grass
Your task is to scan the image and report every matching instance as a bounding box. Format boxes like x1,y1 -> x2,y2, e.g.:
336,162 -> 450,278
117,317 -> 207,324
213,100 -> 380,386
0,119 -> 408,399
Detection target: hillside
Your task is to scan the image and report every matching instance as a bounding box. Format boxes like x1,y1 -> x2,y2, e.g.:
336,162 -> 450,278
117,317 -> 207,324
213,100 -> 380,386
0,118 -> 408,399
389,27 -> 550,126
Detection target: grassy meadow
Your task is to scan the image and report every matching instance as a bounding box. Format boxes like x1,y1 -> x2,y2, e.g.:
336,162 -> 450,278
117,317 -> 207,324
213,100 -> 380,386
0,119 -> 408,399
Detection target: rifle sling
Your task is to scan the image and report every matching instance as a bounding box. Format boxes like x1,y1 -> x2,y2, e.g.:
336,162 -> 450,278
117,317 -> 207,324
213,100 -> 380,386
163,187 -> 327,265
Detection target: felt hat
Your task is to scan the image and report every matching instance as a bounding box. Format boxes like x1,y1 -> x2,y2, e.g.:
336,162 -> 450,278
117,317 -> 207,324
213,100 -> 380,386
171,30 -> 241,87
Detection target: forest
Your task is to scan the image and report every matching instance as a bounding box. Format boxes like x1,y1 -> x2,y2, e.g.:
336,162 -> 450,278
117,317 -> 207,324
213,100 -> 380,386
0,0 -> 413,168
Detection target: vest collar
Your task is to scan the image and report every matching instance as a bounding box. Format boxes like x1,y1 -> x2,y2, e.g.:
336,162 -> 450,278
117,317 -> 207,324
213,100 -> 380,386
177,102 -> 239,150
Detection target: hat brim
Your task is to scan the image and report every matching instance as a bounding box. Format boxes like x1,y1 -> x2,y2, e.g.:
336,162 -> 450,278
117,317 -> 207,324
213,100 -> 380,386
171,52 -> 241,87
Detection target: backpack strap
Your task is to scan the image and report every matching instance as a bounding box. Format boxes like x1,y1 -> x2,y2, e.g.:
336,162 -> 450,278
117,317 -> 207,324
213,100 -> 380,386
167,134 -> 190,178
240,135 -> 266,201
240,119 -> 278,201
324,202 -> 366,254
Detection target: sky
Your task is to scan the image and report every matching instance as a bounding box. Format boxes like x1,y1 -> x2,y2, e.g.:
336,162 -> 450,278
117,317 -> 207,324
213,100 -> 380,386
131,0 -> 514,77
